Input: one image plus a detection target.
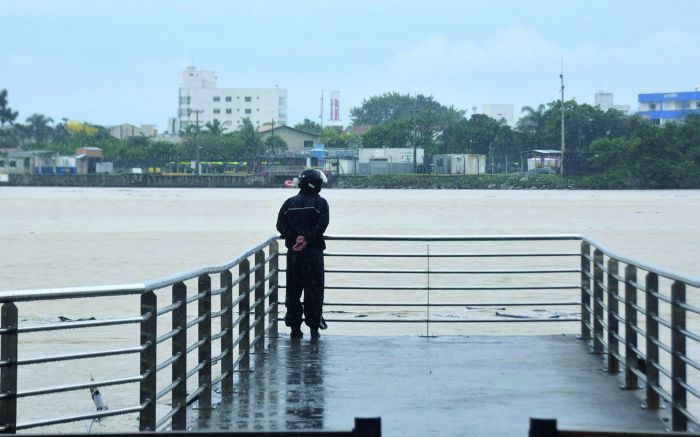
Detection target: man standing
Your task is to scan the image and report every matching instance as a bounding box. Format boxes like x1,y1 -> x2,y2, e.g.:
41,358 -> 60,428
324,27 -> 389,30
276,169 -> 329,339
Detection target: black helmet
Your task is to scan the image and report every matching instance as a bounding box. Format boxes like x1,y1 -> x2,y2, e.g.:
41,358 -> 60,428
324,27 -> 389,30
297,168 -> 327,193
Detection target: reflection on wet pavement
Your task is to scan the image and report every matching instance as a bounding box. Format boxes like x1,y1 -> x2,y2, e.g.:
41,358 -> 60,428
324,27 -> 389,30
209,337 -> 325,432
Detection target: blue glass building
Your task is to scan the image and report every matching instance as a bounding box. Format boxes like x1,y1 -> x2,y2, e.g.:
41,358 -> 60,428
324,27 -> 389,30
638,90 -> 700,125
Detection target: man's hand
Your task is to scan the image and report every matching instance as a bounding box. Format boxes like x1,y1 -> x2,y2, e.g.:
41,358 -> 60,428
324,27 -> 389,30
292,235 -> 308,252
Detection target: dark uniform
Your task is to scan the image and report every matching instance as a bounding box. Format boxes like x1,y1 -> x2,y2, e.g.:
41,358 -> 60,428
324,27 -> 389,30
276,170 -> 329,337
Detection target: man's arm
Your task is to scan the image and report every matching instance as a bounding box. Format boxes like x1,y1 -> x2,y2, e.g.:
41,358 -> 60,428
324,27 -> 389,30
303,198 -> 329,244
276,199 -> 290,237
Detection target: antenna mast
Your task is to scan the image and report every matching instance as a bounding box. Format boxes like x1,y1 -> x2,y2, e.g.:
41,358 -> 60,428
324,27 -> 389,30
560,60 -> 566,177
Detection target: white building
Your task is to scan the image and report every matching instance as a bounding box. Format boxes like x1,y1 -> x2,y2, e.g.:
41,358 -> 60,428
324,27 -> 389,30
177,66 -> 288,133
595,91 -> 630,114
481,104 -> 514,126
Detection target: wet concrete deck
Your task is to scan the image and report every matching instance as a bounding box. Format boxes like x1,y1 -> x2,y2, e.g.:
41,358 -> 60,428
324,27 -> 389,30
192,335 -> 666,436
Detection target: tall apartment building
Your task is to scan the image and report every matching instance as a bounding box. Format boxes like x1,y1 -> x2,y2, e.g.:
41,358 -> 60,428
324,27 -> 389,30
481,104 -> 514,126
638,89 -> 700,125
177,66 -> 287,133
594,91 -> 630,114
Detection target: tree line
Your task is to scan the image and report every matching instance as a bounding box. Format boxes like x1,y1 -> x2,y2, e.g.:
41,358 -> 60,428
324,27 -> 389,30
2,88 -> 699,187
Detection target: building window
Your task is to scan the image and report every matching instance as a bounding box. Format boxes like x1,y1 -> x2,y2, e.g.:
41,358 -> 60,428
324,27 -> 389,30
245,96 -> 252,102
237,108 -> 240,112
213,109 -> 220,114
696,102 -> 700,109
256,109 -> 260,112
304,140 -> 313,148
226,109 -> 232,114
9,161 -> 16,168
225,96 -> 232,102
649,103 -> 656,110
257,96 -> 260,99
245,109 -> 252,114
213,96 -> 220,102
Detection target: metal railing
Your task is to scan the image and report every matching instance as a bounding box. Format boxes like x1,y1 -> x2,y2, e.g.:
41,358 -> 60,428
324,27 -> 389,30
1,234 -> 699,433
0,237 -> 280,433
580,238 -> 700,432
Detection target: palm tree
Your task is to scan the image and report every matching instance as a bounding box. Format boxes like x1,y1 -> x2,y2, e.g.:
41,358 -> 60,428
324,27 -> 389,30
204,119 -> 225,136
24,113 -> 54,145
518,104 -> 546,148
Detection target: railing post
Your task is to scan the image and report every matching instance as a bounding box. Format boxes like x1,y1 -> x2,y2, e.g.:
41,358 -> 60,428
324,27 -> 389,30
592,249 -> 604,354
171,282 -> 187,430
671,280 -> 687,431
606,259 -> 619,373
220,270 -> 234,398
239,259 -> 251,370
139,291 -> 157,431
254,250 -> 266,353
198,274 -> 212,412
0,303 -> 18,434
645,272 -> 660,409
623,265 -> 639,389
269,241 -> 279,338
580,241 -> 592,339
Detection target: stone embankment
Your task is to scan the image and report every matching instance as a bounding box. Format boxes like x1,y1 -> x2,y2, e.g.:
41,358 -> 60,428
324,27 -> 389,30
5,173 -> 577,189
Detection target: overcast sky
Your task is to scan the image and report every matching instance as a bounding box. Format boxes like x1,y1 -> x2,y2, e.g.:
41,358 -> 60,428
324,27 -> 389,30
2,0 -> 699,130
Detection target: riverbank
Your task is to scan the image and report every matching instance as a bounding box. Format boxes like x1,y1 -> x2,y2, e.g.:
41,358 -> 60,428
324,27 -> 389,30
3,173 -> 694,189
2,173 -> 568,189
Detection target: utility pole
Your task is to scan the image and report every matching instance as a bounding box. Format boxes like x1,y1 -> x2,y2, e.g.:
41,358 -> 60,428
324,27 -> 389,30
319,90 -> 325,129
560,61 -> 566,177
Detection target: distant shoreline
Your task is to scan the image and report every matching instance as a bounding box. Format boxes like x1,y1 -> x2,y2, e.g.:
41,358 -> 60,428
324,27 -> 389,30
2,174 -> 696,189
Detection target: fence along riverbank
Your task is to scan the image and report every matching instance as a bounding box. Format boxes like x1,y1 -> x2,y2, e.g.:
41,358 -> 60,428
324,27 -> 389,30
0,235 -> 699,432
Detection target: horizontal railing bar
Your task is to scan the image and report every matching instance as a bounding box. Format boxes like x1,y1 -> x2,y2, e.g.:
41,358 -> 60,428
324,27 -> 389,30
249,298 -> 264,312
211,371 -> 230,387
157,327 -> 183,345
648,382 -> 673,403
325,234 -> 583,242
186,338 -> 206,355
15,405 -> 143,430
250,280 -> 263,292
248,316 -> 263,330
144,236 -> 277,290
679,328 -> 700,344
648,336 -> 672,355
156,379 -> 182,401
231,272 -> 248,288
264,253 -> 275,263
673,406 -> 700,427
679,301 -> 700,316
650,314 -> 672,330
186,362 -> 206,381
324,302 -> 579,307
610,331 -> 625,345
264,304 -> 278,316
310,268 -> 581,275
231,313 -> 245,331
649,359 -> 672,379
232,330 -> 247,349
0,283 -> 145,303
211,307 -> 229,318
156,353 -> 182,373
212,349 -> 230,365
17,316 -> 145,334
212,328 -> 229,341
583,235 -> 700,287
12,375 -> 143,399
264,286 -> 277,300
321,252 -> 580,258
677,378 -> 700,400
157,301 -> 182,316
264,269 -> 277,282
155,404 -> 183,430
249,332 -> 264,348
323,318 -> 580,323
186,314 -> 208,330
232,349 -> 248,369
249,263 -> 263,275
17,345 -> 144,365
319,285 -> 580,291
187,291 -> 207,304
610,350 -> 625,364
679,353 -> 700,372
186,386 -> 205,406
648,290 -> 672,304
232,292 -> 250,307
210,286 -> 227,296
627,280 -> 646,292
